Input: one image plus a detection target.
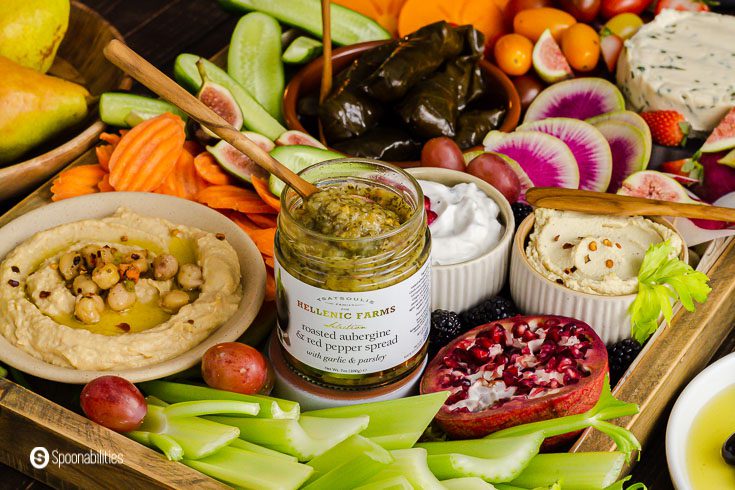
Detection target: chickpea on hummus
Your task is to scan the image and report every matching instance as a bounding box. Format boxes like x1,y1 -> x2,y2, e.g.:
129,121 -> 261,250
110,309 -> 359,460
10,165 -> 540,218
526,209 -> 683,296
0,209 -> 242,370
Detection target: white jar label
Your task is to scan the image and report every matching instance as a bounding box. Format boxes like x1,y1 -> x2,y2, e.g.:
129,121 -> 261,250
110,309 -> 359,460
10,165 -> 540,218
275,258 -> 431,375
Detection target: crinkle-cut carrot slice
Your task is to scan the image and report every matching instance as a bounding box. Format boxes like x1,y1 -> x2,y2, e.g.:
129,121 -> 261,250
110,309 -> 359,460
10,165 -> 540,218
95,144 -> 114,172
194,151 -> 232,185
245,227 -> 276,257
195,185 -> 275,214
264,255 -> 275,269
99,132 -> 121,146
221,210 -> 261,233
155,148 -> 209,200
251,175 -> 280,212
108,113 -> 186,192
50,165 -> 106,201
265,267 -> 276,302
248,213 -> 277,228
98,173 -> 114,192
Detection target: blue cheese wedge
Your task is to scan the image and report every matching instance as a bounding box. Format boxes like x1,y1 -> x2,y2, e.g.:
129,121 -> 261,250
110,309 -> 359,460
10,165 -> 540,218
616,10 -> 735,132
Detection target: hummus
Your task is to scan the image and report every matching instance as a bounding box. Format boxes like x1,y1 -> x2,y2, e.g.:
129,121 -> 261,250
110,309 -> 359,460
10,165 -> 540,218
0,209 -> 242,370
526,209 -> 683,296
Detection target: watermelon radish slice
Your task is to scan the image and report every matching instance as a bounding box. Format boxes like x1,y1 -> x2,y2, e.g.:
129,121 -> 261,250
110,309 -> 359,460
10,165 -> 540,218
532,29 -> 572,84
524,78 -> 625,124
482,131 -> 579,190
702,107 -> 735,153
587,110 -> 652,169
594,120 -> 649,193
518,118 -> 612,192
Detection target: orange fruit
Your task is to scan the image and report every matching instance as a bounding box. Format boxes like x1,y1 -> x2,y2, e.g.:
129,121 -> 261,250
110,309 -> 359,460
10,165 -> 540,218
494,33 -> 534,75
561,23 -> 600,72
513,7 -> 576,42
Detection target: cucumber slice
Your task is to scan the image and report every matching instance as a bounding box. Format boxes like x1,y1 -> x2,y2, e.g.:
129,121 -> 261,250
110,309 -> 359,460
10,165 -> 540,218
216,0 -> 390,46
228,13 -> 284,121
174,54 -> 285,140
417,434 -> 543,483
99,93 -> 188,128
283,36 -> 323,64
267,145 -> 343,197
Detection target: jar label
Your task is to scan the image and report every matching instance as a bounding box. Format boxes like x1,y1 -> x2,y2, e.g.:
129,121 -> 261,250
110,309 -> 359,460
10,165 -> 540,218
275,258 -> 431,375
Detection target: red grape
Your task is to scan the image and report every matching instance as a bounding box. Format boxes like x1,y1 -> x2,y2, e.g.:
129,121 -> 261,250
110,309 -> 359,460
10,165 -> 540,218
467,153 -> 522,203
202,342 -> 272,395
80,376 -> 147,432
513,75 -> 545,113
421,137 -> 465,171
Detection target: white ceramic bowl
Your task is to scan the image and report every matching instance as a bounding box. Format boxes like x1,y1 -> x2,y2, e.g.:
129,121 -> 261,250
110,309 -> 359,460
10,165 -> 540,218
406,168 -> 514,313
666,352 -> 735,489
0,192 -> 266,384
509,214 -> 687,344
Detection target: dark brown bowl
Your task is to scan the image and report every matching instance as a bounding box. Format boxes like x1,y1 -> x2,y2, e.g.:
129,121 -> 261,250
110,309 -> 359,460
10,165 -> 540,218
283,41 -> 521,167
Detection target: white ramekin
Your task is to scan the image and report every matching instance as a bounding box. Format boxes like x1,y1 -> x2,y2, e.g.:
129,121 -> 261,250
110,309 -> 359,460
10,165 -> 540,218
406,168 -> 514,313
666,352 -> 735,490
509,214 -> 687,344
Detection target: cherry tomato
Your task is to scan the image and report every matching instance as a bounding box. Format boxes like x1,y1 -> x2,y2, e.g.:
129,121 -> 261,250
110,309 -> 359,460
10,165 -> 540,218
202,342 -> 273,395
513,8 -> 577,42
600,0 -> 653,19
513,74 -> 546,112
604,13 -> 643,40
561,23 -> 600,72
80,376 -> 147,432
467,153 -> 522,203
494,34 -> 534,76
504,0 -> 556,24
558,0 -> 601,21
421,137 -> 466,171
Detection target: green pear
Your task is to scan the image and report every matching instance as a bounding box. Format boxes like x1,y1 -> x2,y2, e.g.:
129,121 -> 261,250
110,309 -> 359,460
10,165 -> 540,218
0,0 -> 70,73
0,55 -> 89,164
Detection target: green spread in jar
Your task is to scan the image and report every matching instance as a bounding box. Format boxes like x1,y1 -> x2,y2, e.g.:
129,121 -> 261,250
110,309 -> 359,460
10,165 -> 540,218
293,184 -> 412,239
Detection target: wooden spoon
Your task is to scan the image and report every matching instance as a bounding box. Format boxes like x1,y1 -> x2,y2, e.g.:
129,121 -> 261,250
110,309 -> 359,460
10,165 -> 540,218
103,39 -> 319,199
526,187 -> 735,222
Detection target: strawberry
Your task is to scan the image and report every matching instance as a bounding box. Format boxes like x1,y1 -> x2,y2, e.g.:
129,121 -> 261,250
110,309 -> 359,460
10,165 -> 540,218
640,110 -> 691,147
660,154 -> 703,186
655,0 -> 715,15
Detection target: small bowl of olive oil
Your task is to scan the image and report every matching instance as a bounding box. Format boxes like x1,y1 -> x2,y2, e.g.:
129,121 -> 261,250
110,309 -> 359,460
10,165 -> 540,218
667,352 -> 735,489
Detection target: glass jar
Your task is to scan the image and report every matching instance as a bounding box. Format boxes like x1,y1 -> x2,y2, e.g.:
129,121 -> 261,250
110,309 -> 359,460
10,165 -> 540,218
275,158 -> 431,388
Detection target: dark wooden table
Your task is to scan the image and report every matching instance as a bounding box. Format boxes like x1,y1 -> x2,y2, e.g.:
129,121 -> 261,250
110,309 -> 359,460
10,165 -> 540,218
3,1 -> 734,488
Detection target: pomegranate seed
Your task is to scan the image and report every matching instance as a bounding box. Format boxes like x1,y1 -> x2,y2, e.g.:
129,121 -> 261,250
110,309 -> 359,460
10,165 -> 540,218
484,324 -> 506,344
556,356 -> 574,372
475,336 -> 494,349
427,210 -> 438,225
522,329 -> 538,342
537,343 -> 555,363
446,390 -> 469,405
544,317 -> 561,328
469,345 -> 491,363
512,321 -> 530,339
547,326 -> 563,343
549,379 -> 560,389
546,356 -> 558,371
494,354 -> 508,366
424,196 -> 431,212
563,367 -> 582,384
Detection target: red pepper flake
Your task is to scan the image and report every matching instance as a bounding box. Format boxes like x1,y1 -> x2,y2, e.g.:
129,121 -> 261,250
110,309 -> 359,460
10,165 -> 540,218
562,243 -> 573,249
187,319 -> 195,324
556,279 -> 564,284
121,235 -> 129,242
116,323 -> 131,332
39,291 -> 51,299
215,233 -> 226,241
11,266 -> 19,273
7,280 -> 19,287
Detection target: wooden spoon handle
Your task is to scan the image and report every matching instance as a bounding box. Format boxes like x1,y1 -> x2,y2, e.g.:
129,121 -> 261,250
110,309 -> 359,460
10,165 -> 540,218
103,39 -> 319,198
526,187 -> 735,222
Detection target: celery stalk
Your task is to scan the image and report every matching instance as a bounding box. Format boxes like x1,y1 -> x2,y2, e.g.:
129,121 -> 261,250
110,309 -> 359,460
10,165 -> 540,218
141,380 -> 299,419
418,434 -> 543,482
303,435 -> 393,489
305,391 -> 450,449
363,448 -> 445,490
442,477 -> 498,489
128,431 -> 184,461
486,377 -> 641,461
355,475 -> 414,489
137,405 -> 239,459
183,446 -> 313,490
163,400 -> 260,418
496,484 -> 561,490
229,438 -> 297,462
603,476 -> 647,490
509,452 -> 625,490
206,414 -> 369,461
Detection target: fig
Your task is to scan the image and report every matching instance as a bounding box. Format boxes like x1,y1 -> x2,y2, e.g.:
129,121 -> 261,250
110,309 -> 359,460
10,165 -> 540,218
531,29 -> 573,84
524,78 -> 625,124
702,107 -> 735,154
518,117 -> 612,192
467,153 -> 522,203
196,61 -> 244,139
207,132 -> 272,183
617,170 -> 697,203
275,129 -> 327,149
420,315 -> 608,442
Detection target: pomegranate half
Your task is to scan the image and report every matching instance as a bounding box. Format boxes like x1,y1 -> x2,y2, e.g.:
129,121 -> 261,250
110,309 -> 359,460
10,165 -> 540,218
420,315 -> 608,440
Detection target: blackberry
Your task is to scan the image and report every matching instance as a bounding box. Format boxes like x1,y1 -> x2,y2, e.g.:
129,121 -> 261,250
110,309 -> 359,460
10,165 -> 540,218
511,202 -> 533,229
460,296 -> 519,329
428,310 -> 463,359
607,338 -> 642,385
